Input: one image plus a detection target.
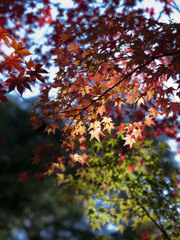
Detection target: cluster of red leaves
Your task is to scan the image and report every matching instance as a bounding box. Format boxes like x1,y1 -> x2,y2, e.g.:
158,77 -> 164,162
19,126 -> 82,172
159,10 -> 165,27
0,0 -> 176,67
32,14 -> 180,170
0,26 -> 48,100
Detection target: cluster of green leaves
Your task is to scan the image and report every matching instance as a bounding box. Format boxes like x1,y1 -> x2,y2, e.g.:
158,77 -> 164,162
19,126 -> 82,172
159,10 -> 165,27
59,134 -> 180,239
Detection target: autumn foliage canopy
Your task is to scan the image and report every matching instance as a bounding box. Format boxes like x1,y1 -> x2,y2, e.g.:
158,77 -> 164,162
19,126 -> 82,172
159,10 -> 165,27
0,0 -> 180,239
0,0 -> 180,177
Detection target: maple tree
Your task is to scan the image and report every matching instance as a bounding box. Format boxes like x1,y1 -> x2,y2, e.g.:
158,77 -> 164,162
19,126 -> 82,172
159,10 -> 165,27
0,1 -> 180,161
0,0 -> 180,238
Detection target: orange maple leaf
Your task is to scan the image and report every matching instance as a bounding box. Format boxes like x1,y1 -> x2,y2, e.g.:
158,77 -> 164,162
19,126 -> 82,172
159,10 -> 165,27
44,122 -> 60,135
2,53 -> 23,71
68,43 -> 79,52
79,153 -> 90,166
69,153 -> 90,166
149,107 -> 161,119
145,115 -> 155,127
0,26 -> 14,46
11,40 -> 32,56
78,135 -> 86,144
126,93 -> 136,104
137,97 -> 145,106
96,104 -> 106,117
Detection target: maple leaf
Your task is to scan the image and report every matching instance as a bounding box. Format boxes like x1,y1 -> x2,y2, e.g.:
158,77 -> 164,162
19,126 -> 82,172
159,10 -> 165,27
137,97 -> 145,106
123,135 -> 136,148
88,120 -> 101,130
101,117 -> 115,133
79,145 -> 87,151
0,26 -> 14,46
32,155 -> 41,165
44,122 -> 60,135
169,102 -> 179,115
79,85 -> 90,97
11,40 -> 32,56
6,71 -> 31,95
79,153 -> 90,166
96,104 -> 106,117
128,165 -> 136,173
17,172 -> 29,182
26,62 -> 48,83
132,128 -> 142,139
114,97 -> 124,108
78,135 -> 86,144
116,123 -> 125,133
101,117 -> 113,124
144,115 -> 155,127
89,127 -> 105,142
68,43 -> 80,52
140,232 -> 149,239
125,93 -> 136,104
103,122 -> 115,133
0,89 -> 8,103
146,90 -> 155,100
149,107 -> 161,120
2,53 -> 23,71
69,153 -> 90,166
33,172 -> 44,182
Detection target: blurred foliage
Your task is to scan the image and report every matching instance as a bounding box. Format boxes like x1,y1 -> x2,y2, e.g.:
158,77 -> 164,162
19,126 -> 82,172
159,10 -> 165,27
0,98 -> 95,240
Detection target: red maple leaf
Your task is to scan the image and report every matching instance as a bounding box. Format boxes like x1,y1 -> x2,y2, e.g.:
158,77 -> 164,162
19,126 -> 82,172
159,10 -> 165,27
17,172 -> 29,182
128,165 -> 136,173
140,232 -> 149,239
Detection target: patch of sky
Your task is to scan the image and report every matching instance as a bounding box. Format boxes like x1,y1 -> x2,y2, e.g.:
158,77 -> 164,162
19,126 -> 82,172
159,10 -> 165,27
11,228 -> 28,240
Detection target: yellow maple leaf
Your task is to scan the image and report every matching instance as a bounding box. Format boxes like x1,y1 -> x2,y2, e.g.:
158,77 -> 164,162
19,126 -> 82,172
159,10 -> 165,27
132,128 -> 142,139
101,117 -> 113,124
88,120 -> 101,130
137,97 -> 144,106
89,127 -> 105,142
103,122 -> 115,133
101,117 -> 115,133
123,134 -> 136,148
96,104 -> 106,117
